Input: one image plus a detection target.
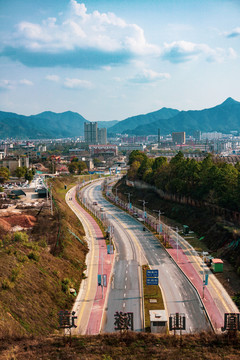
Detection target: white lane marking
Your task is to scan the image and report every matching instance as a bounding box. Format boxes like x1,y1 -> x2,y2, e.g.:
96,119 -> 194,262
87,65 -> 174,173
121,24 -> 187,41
126,270 -> 128,274
125,277 -> 127,281
125,285 -> 127,289
123,303 -> 126,308
124,293 -> 126,298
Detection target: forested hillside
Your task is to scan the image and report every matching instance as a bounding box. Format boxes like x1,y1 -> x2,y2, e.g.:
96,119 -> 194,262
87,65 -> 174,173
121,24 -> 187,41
128,150 -> 240,212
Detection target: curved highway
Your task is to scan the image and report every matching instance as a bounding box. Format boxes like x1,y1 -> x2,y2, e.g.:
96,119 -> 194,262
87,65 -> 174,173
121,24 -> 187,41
81,180 -> 211,333
81,182 -> 143,332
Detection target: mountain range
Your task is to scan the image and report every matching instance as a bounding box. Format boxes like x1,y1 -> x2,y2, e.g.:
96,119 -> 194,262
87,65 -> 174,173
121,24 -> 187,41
0,97 -> 239,139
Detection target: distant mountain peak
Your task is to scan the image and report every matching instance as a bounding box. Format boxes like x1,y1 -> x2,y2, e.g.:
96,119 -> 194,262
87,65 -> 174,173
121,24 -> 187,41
220,97 -> 239,106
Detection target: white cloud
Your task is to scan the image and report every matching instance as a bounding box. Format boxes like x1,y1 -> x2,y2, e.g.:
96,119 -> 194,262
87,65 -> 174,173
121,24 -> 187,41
10,0 -> 159,57
0,79 -> 15,90
19,79 -> 33,86
46,74 -> 60,82
129,69 -> 170,83
162,40 -> 236,63
226,27 -> 240,38
64,77 -> 93,89
102,66 -> 112,71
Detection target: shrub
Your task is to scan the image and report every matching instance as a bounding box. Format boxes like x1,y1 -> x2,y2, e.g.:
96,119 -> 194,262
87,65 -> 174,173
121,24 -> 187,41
39,237 -> 47,248
14,232 -> 28,243
11,267 -> 20,282
27,251 -> 39,262
16,253 -> 28,263
2,278 -> 11,290
61,278 -> 71,293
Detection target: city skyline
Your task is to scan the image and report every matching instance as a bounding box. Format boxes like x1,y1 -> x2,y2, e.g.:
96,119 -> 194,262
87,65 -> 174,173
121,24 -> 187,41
0,0 -> 240,121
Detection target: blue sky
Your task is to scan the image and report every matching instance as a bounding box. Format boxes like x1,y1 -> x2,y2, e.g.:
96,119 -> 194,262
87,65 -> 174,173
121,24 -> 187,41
0,0 -> 240,121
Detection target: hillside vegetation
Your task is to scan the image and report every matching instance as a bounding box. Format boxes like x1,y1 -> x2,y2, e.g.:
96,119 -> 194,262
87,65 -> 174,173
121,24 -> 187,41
1,332 -> 240,359
0,176 -> 88,338
126,150 -> 240,281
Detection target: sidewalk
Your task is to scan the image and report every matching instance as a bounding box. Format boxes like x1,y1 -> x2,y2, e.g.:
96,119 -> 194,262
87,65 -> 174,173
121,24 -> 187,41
66,186 -> 114,335
167,232 -> 239,332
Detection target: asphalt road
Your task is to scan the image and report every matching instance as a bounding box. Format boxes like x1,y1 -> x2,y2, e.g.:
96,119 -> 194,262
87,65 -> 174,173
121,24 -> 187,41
81,182 -> 143,332
82,180 -> 211,333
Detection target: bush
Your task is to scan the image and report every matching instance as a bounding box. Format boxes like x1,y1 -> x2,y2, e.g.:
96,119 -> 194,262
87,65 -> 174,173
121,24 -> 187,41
27,251 -> 39,262
11,267 -> 20,282
61,278 -> 71,293
14,232 -> 28,243
39,237 -> 47,248
2,278 -> 11,290
16,253 -> 28,263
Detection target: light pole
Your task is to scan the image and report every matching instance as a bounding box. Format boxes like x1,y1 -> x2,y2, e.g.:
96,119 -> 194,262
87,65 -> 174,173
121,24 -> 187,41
172,227 -> 179,261
115,187 -> 118,203
125,192 -> 131,212
153,209 -> 164,237
138,200 -> 148,224
101,253 -> 104,299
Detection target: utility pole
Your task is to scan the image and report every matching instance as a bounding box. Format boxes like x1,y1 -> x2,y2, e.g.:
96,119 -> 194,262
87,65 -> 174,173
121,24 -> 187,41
138,200 -> 148,224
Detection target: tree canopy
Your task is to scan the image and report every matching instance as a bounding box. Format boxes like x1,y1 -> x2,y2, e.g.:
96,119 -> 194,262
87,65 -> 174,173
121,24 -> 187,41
127,151 -> 240,212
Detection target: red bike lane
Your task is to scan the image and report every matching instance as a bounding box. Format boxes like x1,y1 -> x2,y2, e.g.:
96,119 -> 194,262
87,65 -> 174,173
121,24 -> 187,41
167,238 -> 223,331
72,188 -> 113,335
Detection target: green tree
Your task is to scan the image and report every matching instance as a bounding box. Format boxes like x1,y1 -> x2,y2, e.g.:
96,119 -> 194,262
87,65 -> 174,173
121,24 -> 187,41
128,150 -> 147,165
68,162 -> 78,174
152,156 -> 167,171
127,161 -> 141,180
0,167 -> 10,182
15,167 -> 26,179
25,170 -> 34,182
77,161 -> 87,174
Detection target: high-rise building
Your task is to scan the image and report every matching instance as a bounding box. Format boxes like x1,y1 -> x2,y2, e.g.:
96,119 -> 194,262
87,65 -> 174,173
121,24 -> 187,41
158,128 -> 161,147
194,130 -> 201,141
84,122 -> 98,144
172,132 -> 186,145
98,128 -> 107,145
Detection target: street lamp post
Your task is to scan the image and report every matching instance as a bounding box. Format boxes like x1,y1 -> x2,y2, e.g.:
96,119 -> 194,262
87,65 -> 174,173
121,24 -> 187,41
138,200 -> 148,224
115,187 -> 118,203
172,226 -> 179,261
124,192 -> 131,212
153,209 -> 164,238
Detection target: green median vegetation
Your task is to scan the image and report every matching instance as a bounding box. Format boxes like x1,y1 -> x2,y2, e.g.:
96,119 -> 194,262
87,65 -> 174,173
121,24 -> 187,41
142,264 -> 164,331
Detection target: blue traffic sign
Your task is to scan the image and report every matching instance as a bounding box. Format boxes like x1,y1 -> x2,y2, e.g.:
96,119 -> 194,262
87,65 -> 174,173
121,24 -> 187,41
146,270 -> 159,278
146,278 -> 158,285
204,274 -> 209,286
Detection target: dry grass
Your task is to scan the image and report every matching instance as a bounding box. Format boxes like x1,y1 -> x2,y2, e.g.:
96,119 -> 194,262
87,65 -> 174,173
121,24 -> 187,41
0,332 -> 240,359
0,175 -> 88,338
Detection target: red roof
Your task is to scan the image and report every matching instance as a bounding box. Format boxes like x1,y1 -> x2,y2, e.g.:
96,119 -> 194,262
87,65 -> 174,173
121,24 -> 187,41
212,259 -> 223,264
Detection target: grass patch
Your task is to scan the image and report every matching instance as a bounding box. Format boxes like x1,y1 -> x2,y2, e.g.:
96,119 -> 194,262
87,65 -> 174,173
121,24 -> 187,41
181,232 -> 210,253
142,264 -> 164,331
